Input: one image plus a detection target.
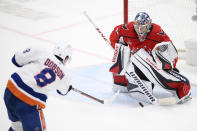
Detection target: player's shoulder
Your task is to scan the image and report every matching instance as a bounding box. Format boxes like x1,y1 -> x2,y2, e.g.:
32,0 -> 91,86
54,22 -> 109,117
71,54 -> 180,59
28,46 -> 54,61
151,23 -> 163,33
113,22 -> 135,35
114,21 -> 134,29
120,21 -> 134,30
127,21 -> 134,28
22,46 -> 48,54
149,23 -> 170,41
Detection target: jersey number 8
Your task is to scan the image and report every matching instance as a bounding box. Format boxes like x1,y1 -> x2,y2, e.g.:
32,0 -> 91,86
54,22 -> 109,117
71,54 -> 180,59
34,68 -> 56,87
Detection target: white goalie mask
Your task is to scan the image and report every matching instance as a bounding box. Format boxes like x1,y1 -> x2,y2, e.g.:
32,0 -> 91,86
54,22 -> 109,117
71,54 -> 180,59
53,42 -> 72,65
134,12 -> 152,42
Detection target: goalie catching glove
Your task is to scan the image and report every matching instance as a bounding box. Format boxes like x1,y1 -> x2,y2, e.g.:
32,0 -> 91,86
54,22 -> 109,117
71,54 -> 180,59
152,41 -> 178,70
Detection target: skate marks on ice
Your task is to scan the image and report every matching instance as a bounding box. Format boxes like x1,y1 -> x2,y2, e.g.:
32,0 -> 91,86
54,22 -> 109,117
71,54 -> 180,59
0,0 -> 54,20
52,63 -> 197,108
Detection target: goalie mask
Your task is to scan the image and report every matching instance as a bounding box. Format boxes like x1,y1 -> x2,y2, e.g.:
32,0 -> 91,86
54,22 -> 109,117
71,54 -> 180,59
134,12 -> 152,42
53,42 -> 72,65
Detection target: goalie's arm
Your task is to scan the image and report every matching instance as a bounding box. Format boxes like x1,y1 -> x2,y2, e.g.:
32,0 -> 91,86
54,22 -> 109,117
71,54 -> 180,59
109,25 -> 128,48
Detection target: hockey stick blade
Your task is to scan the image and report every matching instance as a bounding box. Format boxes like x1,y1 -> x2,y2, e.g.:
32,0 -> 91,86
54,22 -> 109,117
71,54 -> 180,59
103,90 -> 120,104
158,97 -> 177,106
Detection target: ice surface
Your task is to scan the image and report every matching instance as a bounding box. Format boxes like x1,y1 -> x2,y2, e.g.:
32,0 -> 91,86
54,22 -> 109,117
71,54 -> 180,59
0,0 -> 197,130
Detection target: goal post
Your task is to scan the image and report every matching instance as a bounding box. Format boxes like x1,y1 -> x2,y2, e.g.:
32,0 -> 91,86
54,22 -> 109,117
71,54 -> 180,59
124,0 -> 128,24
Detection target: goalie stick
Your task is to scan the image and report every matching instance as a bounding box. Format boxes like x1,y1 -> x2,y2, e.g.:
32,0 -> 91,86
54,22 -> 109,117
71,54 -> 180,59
71,87 -> 119,104
126,71 -> 177,106
83,11 -> 177,106
83,11 -> 113,49
83,11 -> 185,59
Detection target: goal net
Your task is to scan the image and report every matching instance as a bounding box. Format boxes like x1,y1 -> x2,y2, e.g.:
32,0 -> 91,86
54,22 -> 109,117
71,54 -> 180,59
123,0 -> 196,59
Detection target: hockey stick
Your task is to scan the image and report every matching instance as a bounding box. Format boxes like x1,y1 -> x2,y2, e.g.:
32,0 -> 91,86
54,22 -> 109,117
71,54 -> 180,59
71,87 -> 119,104
83,11 -> 113,49
83,11 -> 185,59
126,71 -> 177,106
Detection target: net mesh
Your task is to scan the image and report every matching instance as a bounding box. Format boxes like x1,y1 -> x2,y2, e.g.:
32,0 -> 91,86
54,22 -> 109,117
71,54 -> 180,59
125,0 -> 197,57
127,0 -> 195,22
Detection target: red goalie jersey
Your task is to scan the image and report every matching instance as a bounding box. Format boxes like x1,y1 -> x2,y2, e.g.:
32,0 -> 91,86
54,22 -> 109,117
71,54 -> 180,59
109,21 -> 178,87
109,12 -> 191,104
110,22 -> 173,55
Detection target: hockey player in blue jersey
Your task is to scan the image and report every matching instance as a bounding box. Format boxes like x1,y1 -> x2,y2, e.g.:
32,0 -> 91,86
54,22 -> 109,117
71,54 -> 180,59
4,42 -> 72,131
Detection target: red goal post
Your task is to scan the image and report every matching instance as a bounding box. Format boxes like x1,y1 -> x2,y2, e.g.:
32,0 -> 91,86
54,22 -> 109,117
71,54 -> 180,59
124,0 -> 128,24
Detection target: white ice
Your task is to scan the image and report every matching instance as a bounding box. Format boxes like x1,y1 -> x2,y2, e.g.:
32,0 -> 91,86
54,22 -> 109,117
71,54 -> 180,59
0,0 -> 197,131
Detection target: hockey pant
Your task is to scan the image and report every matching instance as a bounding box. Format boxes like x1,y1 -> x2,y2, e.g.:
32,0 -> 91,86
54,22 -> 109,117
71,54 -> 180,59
4,88 -> 46,131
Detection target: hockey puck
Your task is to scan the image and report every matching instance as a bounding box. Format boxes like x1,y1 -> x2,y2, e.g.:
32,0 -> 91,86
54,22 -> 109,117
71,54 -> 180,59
139,102 -> 144,107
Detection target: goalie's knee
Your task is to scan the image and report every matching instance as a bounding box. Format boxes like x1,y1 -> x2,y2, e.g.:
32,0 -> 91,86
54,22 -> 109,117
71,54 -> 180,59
167,70 -> 191,100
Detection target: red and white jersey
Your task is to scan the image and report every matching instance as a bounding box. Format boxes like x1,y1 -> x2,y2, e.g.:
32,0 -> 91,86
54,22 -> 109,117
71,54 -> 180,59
7,47 -> 71,108
110,22 -> 172,54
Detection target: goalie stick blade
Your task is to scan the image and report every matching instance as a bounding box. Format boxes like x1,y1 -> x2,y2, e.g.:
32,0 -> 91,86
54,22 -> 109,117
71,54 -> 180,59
103,90 -> 120,104
158,97 -> 177,106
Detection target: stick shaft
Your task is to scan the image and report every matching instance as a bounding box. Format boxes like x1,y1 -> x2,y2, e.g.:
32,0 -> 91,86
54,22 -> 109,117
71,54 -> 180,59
71,88 -> 104,104
83,11 -> 112,47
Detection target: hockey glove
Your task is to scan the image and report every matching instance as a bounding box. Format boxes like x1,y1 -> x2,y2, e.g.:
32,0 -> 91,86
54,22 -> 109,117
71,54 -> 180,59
57,85 -> 72,96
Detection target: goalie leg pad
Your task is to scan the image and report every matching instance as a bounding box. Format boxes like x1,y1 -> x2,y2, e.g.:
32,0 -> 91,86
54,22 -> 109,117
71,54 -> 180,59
131,49 -> 191,102
110,43 -> 130,75
128,80 -> 154,104
125,63 -> 158,104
